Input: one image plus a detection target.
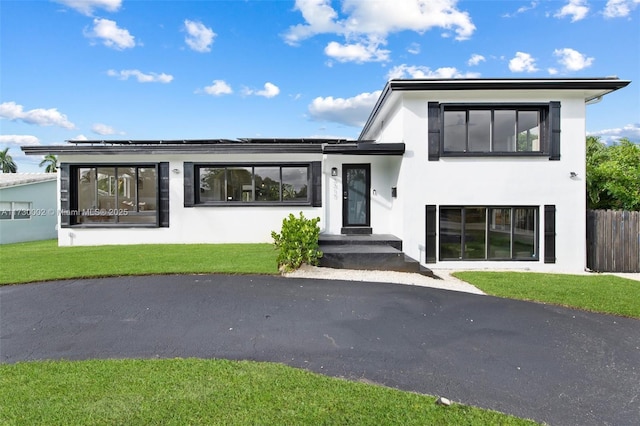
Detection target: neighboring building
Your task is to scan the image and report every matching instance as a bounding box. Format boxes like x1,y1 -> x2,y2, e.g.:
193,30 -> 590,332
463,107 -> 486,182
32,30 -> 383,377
0,173 -> 57,244
22,78 -> 630,272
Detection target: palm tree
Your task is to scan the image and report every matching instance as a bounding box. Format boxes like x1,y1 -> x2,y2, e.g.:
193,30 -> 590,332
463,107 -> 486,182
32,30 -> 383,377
0,147 -> 18,173
39,154 -> 58,173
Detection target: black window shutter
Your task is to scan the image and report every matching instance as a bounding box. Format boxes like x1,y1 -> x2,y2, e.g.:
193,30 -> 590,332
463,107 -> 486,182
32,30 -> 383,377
544,205 -> 556,263
549,101 -> 561,160
428,102 -> 440,161
158,162 -> 170,227
183,162 -> 195,207
311,161 -> 322,207
59,163 -> 71,227
425,205 -> 437,263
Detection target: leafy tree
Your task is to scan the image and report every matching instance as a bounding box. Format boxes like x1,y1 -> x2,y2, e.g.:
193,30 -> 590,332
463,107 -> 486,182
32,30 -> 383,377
39,154 -> 58,173
586,136 -> 640,211
0,147 -> 18,173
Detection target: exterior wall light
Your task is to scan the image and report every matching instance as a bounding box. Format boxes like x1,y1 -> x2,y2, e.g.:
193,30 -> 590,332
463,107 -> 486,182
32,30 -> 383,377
331,167 -> 338,176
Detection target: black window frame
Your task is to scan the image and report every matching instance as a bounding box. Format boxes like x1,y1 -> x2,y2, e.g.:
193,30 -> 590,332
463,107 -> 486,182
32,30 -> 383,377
428,102 -> 561,160
438,205 -> 540,261
186,162 -> 322,207
61,163 -> 169,228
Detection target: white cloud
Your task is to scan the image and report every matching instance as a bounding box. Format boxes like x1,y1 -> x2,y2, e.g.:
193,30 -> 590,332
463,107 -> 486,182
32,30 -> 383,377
407,42 -> 421,55
201,80 -> 233,96
244,82 -> 280,98
502,1 -> 538,17
553,48 -> 594,71
548,67 -> 559,75
468,53 -> 486,66
91,123 -> 116,135
308,91 -> 381,127
0,101 -> 75,129
603,0 -> 640,18
54,0 -> 121,16
85,18 -> 136,50
284,0 -> 343,45
324,40 -> 390,63
386,64 -> 479,79
284,0 -> 475,63
107,69 -> 173,83
256,82 -> 280,98
184,20 -> 216,52
588,123 -> 640,143
555,0 -> 589,22
71,134 -> 89,141
0,135 -> 41,147
508,52 -> 538,72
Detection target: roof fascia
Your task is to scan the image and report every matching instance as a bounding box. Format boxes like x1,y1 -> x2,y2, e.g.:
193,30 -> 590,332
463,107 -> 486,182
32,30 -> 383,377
21,144 -> 324,156
358,78 -> 631,140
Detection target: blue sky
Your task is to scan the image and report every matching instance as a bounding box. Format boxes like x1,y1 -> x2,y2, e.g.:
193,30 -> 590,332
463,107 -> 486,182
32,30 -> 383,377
1,0 -> 639,172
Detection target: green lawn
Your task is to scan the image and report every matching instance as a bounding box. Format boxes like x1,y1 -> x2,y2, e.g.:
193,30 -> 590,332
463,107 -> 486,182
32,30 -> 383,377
0,240 -> 278,285
453,271 -> 640,319
5,240 -> 636,424
0,358 -> 536,425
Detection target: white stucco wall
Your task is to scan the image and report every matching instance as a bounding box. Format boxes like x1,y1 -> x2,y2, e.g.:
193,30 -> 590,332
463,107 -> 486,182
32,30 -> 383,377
52,87 -> 594,273
57,153 -> 323,246
371,90 -> 588,273
321,154 -> 401,235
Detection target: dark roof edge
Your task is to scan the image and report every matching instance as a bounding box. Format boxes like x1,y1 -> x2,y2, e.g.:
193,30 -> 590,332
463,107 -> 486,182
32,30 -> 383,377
65,138 -> 355,145
21,144 -> 325,156
358,77 -> 631,140
322,142 -> 405,155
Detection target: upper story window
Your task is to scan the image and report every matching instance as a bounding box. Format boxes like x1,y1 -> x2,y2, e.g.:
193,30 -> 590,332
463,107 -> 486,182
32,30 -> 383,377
428,102 -> 561,161
443,107 -> 542,154
184,162 -> 322,207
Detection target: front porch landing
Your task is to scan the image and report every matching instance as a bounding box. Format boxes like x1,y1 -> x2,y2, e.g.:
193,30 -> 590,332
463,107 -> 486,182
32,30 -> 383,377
318,234 -> 435,278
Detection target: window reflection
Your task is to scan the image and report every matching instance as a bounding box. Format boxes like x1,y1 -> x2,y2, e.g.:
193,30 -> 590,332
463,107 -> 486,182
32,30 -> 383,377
197,165 -> 310,204
76,166 -> 157,224
443,106 -> 542,153
440,206 -> 538,260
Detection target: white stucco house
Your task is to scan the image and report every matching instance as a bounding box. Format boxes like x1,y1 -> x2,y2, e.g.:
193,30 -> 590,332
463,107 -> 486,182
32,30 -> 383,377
0,173 -> 58,244
22,78 -> 630,273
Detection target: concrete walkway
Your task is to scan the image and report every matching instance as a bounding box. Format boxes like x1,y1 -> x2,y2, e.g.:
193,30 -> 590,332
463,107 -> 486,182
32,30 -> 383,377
1,274 -> 639,425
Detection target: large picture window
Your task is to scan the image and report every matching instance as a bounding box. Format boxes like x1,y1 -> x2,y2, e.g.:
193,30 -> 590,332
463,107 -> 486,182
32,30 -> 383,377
439,206 -> 538,261
75,166 -> 157,224
443,106 -> 543,154
60,163 -> 169,227
190,163 -> 316,206
428,102 -> 560,160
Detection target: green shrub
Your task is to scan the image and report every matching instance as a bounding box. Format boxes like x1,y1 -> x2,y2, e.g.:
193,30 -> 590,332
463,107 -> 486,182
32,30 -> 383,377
271,212 -> 322,272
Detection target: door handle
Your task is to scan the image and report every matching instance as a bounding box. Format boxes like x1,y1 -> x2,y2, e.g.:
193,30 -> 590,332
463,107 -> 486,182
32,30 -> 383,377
343,191 -> 348,200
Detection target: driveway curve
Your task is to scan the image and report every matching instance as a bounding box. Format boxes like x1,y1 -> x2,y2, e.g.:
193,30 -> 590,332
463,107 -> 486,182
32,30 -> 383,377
1,274 -> 639,426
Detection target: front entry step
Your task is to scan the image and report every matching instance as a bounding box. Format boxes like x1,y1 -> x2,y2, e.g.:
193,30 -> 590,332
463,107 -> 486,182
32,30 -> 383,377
318,234 -> 435,278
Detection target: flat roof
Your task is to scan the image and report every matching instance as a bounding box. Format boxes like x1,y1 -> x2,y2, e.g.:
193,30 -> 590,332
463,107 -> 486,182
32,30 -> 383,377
21,139 -> 405,156
0,173 -> 57,188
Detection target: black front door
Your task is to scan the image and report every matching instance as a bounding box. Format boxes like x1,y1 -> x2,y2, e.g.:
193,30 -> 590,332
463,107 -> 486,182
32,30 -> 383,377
342,164 -> 371,228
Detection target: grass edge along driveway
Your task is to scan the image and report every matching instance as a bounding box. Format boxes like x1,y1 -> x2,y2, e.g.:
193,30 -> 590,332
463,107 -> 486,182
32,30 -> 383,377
0,358 -> 537,425
453,271 -> 640,319
0,240 -> 279,285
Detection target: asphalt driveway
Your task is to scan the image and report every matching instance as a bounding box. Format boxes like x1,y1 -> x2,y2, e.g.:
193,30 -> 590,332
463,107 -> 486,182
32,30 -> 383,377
1,274 -> 639,425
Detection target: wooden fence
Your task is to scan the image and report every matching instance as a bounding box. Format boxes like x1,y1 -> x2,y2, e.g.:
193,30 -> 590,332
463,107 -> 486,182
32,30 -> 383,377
587,209 -> 640,273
